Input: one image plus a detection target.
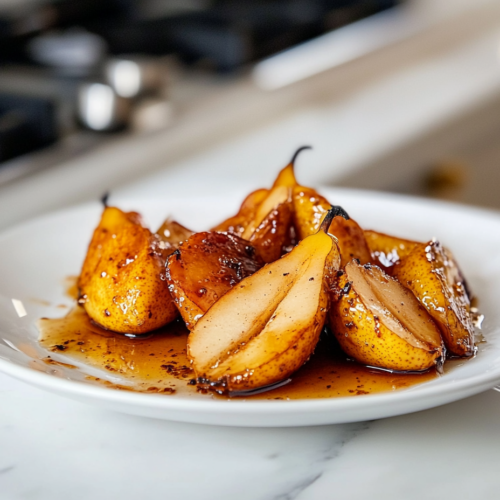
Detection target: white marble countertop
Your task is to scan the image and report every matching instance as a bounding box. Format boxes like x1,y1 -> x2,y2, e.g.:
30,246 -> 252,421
2,372 -> 500,500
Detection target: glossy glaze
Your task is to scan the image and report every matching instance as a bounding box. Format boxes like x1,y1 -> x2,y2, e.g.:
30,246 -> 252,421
38,307 -> 437,399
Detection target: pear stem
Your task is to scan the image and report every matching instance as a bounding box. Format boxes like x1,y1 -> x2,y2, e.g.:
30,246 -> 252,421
290,145 -> 312,165
320,205 -> 350,233
101,191 -> 110,207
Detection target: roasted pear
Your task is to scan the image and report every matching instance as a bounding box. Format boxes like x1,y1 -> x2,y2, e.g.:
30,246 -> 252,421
166,232 -> 264,330
237,149 -> 308,260
329,260 -> 444,372
393,240 -> 474,357
212,146 -> 306,238
292,187 -> 370,267
188,207 -> 342,393
292,186 -> 330,239
212,188 -> 269,236
364,230 -> 418,273
156,218 -> 194,252
79,206 -> 178,334
246,202 -> 295,263
240,146 -> 310,239
213,147 -> 310,263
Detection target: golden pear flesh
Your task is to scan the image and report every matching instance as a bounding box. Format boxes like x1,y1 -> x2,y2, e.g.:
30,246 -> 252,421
212,188 -> 269,237
188,206 -> 342,393
329,260 -> 444,372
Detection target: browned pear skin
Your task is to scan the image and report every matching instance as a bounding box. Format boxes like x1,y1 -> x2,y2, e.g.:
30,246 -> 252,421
156,219 -> 194,251
166,232 -> 264,329
239,147 -> 313,243
248,202 -> 294,263
214,148 -> 309,261
188,209 -> 340,393
212,188 -> 269,237
393,241 -> 474,357
292,187 -> 370,266
242,185 -> 292,240
79,207 -> 178,334
364,230 -> 418,273
270,145 -> 310,189
329,261 -> 443,372
236,154 -> 303,260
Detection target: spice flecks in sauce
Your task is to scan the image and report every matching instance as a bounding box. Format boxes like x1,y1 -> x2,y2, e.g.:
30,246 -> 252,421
37,307 -> 437,399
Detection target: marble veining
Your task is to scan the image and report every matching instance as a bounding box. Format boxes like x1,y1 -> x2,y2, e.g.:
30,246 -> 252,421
270,422 -> 370,500
274,473 -> 322,500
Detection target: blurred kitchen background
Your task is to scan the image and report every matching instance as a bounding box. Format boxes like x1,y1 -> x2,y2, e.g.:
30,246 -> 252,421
1,0 -> 500,230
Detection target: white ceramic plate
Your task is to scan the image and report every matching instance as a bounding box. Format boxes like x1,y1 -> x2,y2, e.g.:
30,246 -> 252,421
0,189 -> 499,427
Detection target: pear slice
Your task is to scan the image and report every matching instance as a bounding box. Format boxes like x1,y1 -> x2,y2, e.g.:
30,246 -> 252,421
166,232 -> 264,330
79,206 -> 178,334
329,260 -> 444,372
241,185 -> 291,240
212,147 -> 309,238
239,147 -> 310,241
364,230 -> 418,273
393,240 -> 474,357
212,188 -> 269,237
247,202 -> 294,263
292,187 -> 370,266
214,147 -> 310,263
188,206 -> 343,393
156,218 -> 194,252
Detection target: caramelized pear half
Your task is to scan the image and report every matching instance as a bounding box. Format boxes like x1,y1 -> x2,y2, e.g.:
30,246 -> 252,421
364,230 -> 418,273
188,207 -> 342,393
166,232 -> 264,329
79,206 -> 178,334
393,240 -> 474,357
330,261 -> 444,372
329,216 -> 371,267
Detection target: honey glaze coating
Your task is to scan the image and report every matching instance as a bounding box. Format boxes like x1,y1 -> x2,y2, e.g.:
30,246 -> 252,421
37,307 -> 438,399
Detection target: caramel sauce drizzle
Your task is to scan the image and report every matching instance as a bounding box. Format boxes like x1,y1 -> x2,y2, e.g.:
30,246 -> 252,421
37,307 -> 437,399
